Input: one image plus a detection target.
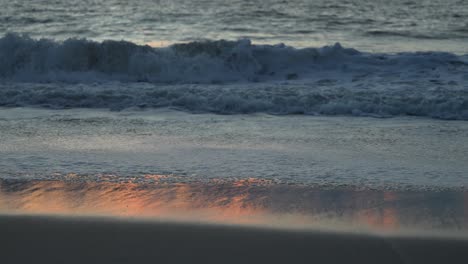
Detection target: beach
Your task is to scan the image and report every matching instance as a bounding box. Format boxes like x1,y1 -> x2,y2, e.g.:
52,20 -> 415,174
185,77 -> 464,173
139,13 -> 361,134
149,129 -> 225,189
1,0 -> 468,262
1,102 -> 468,264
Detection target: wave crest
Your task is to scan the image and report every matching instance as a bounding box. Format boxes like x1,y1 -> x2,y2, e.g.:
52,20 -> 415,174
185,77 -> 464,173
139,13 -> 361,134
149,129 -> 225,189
1,34 -> 468,120
0,33 -> 374,83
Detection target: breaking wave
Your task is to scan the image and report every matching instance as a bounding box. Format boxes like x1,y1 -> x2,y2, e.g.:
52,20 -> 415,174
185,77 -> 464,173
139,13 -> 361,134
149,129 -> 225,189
1,33 -> 468,120
0,33 -> 365,83
2,82 -> 468,120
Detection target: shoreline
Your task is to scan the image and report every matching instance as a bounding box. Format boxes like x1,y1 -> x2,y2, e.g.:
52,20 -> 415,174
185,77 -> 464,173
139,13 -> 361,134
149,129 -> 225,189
2,179 -> 468,232
0,176 -> 468,232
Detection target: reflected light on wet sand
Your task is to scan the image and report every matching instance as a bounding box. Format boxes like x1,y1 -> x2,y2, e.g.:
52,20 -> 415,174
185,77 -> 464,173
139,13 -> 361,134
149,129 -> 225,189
0,178 -> 467,232
0,179 -> 272,225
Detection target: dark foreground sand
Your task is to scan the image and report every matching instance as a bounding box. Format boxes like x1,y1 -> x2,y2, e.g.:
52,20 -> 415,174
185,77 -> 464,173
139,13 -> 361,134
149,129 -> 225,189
1,214 -> 467,264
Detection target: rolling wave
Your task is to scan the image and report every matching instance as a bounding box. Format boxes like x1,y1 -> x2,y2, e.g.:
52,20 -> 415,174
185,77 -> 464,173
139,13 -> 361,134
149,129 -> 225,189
1,33 -> 468,120
1,33 -> 466,83
0,33 -> 364,83
2,82 -> 467,120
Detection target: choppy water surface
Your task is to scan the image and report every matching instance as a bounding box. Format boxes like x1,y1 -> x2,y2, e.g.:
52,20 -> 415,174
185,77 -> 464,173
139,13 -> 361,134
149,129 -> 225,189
1,1 -> 468,119
1,0 -> 468,53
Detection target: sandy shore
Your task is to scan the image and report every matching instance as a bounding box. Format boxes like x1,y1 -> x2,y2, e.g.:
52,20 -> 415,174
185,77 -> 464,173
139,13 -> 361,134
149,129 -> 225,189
1,214 -> 467,264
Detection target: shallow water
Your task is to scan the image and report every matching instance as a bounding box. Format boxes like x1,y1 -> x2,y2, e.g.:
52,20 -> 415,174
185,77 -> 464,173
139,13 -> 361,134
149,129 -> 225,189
1,108 -> 467,189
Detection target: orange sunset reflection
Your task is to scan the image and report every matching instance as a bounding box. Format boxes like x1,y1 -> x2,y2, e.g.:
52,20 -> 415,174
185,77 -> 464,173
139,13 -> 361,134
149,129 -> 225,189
0,180 -> 272,225
0,178 -> 466,231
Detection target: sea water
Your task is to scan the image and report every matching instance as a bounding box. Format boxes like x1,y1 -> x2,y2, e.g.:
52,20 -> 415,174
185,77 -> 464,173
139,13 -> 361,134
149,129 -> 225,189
1,0 -> 468,53
1,0 -> 468,230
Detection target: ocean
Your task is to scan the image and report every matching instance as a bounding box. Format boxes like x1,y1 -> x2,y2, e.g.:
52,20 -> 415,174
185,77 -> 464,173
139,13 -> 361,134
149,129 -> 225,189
1,0 -> 468,231
1,0 -> 468,53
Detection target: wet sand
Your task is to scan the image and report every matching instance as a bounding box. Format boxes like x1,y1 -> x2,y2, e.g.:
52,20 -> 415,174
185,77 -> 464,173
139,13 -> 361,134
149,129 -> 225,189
1,213 -> 467,264
1,179 -> 468,263
1,179 -> 468,231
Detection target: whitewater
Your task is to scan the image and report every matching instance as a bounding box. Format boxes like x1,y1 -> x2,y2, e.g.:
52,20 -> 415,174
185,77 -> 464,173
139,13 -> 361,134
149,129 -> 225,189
1,34 -> 468,120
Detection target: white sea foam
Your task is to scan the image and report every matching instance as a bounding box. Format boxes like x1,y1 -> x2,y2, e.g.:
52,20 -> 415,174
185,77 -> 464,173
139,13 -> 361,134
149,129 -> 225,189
1,33 -> 468,119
